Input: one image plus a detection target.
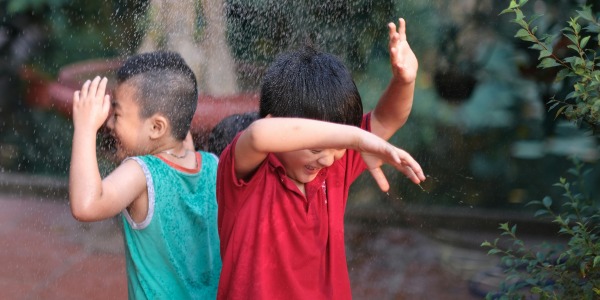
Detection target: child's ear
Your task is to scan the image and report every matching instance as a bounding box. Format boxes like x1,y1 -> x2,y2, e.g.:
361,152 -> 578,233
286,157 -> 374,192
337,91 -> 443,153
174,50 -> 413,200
149,114 -> 169,139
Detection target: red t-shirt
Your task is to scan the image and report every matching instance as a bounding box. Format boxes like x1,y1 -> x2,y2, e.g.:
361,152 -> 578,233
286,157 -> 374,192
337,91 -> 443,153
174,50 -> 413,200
216,114 -> 371,300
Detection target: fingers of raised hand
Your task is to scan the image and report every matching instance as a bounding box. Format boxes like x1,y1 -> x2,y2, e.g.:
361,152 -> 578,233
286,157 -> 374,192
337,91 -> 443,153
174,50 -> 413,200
388,22 -> 397,38
79,76 -> 107,101
73,90 -> 80,104
397,18 -> 406,41
80,79 -> 91,99
388,18 -> 406,43
88,76 -> 105,99
97,76 -> 109,98
103,94 -> 111,114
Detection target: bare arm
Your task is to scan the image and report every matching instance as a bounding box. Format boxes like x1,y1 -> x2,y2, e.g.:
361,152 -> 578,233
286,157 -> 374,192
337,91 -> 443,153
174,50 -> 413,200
69,77 -> 145,221
371,18 -> 418,140
234,117 -> 425,190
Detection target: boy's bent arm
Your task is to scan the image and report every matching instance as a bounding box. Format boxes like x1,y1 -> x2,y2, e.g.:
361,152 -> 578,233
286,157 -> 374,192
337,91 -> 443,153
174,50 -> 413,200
371,18 -> 418,141
69,77 -> 145,222
70,152 -> 147,221
234,118 -> 360,179
234,118 -> 425,186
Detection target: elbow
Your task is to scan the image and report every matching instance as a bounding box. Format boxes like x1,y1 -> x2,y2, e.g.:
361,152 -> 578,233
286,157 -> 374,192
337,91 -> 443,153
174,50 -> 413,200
69,197 -> 99,222
243,121 -> 269,153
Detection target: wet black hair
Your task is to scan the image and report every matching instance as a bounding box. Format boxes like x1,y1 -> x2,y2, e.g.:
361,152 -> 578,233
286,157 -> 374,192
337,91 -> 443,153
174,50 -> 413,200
116,51 -> 198,140
259,45 -> 362,127
208,112 -> 259,156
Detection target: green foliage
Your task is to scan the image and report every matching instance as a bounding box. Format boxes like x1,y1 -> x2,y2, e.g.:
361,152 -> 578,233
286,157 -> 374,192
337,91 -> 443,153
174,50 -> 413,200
5,0 -> 68,14
501,0 -> 600,133
5,0 -> 145,75
482,1 -> 600,297
225,0 -> 396,71
482,158 -> 600,299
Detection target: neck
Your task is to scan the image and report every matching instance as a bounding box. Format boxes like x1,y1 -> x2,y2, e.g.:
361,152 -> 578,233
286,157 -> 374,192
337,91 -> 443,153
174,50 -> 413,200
152,140 -> 188,157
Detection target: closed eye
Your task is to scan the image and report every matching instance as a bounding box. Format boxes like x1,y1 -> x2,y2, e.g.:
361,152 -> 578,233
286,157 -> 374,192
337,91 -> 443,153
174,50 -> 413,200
310,149 -> 322,154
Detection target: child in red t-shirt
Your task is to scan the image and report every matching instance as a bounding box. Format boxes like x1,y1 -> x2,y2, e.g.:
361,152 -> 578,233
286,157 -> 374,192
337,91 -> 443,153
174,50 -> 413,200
216,19 -> 425,299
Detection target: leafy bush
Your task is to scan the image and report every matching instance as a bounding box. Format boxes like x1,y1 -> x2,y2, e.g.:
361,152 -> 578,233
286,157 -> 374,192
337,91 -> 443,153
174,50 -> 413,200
482,158 -> 600,299
502,0 -> 600,131
481,1 -> 600,298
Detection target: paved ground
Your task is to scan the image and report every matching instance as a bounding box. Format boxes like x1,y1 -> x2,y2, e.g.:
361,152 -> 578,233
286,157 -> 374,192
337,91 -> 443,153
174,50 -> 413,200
0,190 -> 504,299
0,194 -> 126,300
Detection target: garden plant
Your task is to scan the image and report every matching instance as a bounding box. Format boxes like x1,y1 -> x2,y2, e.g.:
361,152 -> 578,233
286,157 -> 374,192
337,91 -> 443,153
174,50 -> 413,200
482,0 -> 600,299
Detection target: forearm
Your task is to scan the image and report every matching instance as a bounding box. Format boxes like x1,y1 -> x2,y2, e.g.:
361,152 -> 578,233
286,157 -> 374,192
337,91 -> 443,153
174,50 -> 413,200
69,128 -> 103,217
372,79 -> 415,139
245,118 -> 366,153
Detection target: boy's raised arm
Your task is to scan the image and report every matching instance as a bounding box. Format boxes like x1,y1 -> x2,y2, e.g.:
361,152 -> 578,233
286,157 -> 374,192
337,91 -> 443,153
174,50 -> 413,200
69,77 -> 145,222
371,18 -> 418,141
233,117 -> 425,188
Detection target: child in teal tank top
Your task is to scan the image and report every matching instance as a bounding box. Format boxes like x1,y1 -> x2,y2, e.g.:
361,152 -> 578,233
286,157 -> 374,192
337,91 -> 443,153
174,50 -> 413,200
69,51 -> 220,299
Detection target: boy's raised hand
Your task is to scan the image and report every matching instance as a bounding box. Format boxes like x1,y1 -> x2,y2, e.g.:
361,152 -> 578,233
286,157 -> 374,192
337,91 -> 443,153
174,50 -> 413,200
388,18 -> 418,84
72,76 -> 111,132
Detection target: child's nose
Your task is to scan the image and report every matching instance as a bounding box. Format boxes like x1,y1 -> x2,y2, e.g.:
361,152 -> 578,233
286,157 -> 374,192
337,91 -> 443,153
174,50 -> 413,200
105,115 -> 114,130
317,154 -> 335,167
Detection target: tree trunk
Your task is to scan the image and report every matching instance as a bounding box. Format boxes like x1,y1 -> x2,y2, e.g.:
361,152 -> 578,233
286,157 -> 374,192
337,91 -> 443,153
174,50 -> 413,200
200,0 -> 239,96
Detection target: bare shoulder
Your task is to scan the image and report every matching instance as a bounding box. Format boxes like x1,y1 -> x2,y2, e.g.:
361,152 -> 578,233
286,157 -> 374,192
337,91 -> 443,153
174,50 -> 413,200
233,128 -> 269,180
102,159 -> 148,204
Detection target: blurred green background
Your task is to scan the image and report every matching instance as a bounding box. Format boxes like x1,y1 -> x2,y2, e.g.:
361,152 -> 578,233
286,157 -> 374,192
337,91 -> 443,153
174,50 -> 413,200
0,0 -> 598,214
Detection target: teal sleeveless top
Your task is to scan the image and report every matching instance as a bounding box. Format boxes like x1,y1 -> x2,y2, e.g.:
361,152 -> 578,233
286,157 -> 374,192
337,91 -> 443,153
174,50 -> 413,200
121,151 -> 221,300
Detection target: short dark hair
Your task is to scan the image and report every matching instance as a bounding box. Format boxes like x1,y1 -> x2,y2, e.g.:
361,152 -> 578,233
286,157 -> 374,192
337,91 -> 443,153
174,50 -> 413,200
208,112 -> 259,156
117,51 -> 198,140
259,45 -> 362,127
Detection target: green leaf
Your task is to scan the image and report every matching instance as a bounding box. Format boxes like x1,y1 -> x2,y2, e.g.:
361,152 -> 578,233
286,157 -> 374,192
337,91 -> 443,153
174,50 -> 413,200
488,249 -> 501,255
515,29 -> 537,42
514,10 -> 527,28
538,49 -> 552,59
580,36 -> 591,48
531,286 -> 543,294
529,43 -> 544,51
584,24 -> 600,34
593,254 -> 600,266
534,209 -> 548,218
577,5 -> 595,22
542,196 -> 552,208
555,68 -> 572,81
565,33 -> 579,45
548,101 -> 561,111
515,28 -> 531,38
567,44 -> 581,53
538,58 -> 561,68
555,105 -> 568,119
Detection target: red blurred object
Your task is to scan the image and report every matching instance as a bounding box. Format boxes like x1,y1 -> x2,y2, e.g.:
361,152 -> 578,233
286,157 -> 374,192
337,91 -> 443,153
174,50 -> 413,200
20,58 -> 259,146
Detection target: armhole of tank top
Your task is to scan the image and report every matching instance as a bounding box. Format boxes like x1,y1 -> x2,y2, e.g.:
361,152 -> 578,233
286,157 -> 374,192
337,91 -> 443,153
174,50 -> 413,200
121,156 -> 155,230
208,152 -> 219,164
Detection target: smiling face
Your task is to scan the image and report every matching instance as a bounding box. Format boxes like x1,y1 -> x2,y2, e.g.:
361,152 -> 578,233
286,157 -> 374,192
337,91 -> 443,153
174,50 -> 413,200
105,83 -> 153,161
275,148 -> 346,185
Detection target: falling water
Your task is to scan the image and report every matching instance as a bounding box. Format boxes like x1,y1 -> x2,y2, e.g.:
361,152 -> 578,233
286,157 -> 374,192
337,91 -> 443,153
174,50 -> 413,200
2,0 -> 600,299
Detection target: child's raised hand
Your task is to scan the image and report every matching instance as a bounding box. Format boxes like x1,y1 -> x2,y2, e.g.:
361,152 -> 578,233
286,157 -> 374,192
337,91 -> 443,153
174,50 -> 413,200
72,76 -> 111,132
388,18 -> 418,84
